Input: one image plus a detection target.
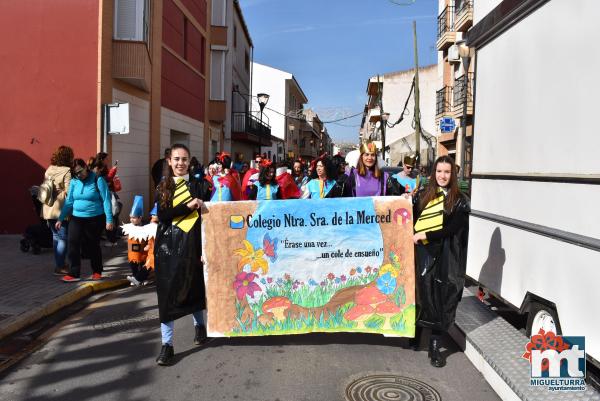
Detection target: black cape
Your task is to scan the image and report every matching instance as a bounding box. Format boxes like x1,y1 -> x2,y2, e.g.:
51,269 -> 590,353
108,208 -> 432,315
413,189 -> 470,331
154,177 -> 211,323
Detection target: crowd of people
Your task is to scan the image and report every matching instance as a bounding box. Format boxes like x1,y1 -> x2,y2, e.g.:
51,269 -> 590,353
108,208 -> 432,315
41,147 -> 121,282
43,142 -> 470,369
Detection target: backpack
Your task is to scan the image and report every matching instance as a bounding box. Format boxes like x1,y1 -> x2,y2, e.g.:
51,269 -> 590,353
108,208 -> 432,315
38,175 -> 56,206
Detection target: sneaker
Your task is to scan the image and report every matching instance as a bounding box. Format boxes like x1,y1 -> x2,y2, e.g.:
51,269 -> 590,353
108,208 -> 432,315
194,325 -> 208,345
62,275 -> 81,283
53,267 -> 70,276
89,273 -> 102,281
156,344 -> 174,366
127,275 -> 140,286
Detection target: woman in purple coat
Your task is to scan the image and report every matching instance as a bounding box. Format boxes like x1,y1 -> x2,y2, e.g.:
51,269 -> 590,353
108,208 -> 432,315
343,141 -> 390,197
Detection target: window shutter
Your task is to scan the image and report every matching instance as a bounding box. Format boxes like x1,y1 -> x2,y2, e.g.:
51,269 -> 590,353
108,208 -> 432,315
114,0 -> 146,41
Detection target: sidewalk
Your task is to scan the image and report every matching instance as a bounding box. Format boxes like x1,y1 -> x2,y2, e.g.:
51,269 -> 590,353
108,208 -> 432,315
0,235 -> 130,342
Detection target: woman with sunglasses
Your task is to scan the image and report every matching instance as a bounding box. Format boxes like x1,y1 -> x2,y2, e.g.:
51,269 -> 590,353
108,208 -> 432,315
343,141 -> 390,197
388,154 -> 417,196
55,159 -> 114,282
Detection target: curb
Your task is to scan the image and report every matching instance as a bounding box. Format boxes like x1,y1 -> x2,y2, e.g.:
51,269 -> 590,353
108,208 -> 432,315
0,278 -> 129,342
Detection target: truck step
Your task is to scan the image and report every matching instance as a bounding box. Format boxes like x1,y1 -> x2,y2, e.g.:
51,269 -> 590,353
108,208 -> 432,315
450,288 -> 600,400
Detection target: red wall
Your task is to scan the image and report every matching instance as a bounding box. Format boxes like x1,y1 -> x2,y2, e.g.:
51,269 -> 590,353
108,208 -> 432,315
161,0 -> 206,122
0,0 -> 100,234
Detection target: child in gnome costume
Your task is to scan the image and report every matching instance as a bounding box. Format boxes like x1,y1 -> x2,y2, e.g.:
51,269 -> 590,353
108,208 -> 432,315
141,203 -> 159,285
121,195 -> 149,286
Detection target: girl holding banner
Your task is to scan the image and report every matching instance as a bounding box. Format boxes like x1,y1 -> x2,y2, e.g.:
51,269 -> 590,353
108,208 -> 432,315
411,155 -> 470,368
154,144 -> 211,366
302,155 -> 343,199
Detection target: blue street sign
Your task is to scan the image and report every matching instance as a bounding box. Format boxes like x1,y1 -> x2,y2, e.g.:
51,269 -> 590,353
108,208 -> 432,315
440,117 -> 456,133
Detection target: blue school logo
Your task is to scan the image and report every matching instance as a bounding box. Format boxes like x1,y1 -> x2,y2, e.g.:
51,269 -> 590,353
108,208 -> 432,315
230,215 -> 244,229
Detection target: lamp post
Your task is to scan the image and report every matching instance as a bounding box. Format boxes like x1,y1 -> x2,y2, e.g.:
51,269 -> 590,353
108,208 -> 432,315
381,112 -> 390,165
456,40 -> 472,181
257,93 -> 270,155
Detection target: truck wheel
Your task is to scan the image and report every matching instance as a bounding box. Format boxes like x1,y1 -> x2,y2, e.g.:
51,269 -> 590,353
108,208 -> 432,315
526,301 -> 560,337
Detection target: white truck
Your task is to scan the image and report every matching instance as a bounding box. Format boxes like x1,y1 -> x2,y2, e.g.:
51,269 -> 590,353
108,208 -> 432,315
465,0 -> 600,371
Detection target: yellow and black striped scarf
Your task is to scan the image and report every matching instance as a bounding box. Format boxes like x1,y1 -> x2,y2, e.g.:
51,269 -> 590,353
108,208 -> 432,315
414,189 -> 445,244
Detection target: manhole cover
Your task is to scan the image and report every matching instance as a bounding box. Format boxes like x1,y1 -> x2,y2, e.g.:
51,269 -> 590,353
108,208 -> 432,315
346,375 -> 441,401
93,311 -> 159,334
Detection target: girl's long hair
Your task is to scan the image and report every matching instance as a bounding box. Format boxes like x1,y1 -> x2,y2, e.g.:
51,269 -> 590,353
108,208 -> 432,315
310,155 -> 336,180
258,165 -> 277,186
356,152 -> 382,178
418,155 -> 460,212
158,143 -> 190,209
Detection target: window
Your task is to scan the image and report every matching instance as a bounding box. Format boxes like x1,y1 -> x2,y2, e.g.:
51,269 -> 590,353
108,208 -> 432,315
210,50 -> 226,100
183,18 -> 188,60
234,26 -> 237,48
170,130 -> 190,148
200,37 -> 206,74
114,0 -> 150,42
211,0 -> 226,26
300,139 -> 306,148
245,51 -> 250,72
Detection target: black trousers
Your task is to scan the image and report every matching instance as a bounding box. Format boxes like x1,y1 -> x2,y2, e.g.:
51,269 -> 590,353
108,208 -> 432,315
130,261 -> 150,282
68,215 -> 105,277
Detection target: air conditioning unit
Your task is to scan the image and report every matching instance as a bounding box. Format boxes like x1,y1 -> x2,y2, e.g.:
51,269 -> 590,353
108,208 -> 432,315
448,44 -> 461,63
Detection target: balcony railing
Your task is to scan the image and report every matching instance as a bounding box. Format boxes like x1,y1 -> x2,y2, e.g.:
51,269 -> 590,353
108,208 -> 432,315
437,6 -> 455,39
436,86 -> 452,116
232,112 -> 271,141
453,73 -> 474,107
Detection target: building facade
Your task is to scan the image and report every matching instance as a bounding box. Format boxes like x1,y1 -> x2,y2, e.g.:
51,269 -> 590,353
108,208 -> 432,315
251,62 -> 308,162
435,0 -> 475,174
359,65 -> 438,167
0,0 -> 210,233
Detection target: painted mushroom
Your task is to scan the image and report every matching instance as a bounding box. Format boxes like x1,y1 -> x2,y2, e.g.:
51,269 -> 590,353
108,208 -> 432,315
375,301 -> 403,330
343,304 -> 374,329
355,285 -> 388,308
261,296 -> 292,321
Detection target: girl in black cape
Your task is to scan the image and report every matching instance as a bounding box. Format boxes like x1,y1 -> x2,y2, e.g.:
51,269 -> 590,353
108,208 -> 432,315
154,144 -> 212,366
411,155 -> 470,368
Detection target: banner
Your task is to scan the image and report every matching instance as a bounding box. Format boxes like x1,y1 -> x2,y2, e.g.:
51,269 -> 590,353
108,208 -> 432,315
202,196 -> 415,337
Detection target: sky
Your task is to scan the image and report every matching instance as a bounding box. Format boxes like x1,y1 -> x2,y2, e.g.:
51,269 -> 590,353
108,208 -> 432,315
238,0 -> 439,144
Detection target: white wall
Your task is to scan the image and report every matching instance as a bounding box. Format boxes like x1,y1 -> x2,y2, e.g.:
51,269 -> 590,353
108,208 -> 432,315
473,0 -> 502,24
160,107 -> 204,162
382,65 -> 438,164
251,62 -> 289,141
111,89 -> 150,220
474,0 -> 600,176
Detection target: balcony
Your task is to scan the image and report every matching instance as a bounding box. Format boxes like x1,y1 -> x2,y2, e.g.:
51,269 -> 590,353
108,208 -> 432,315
454,0 -> 473,32
436,6 -> 456,51
112,40 -> 152,92
436,86 -> 452,117
231,112 -> 272,146
452,73 -> 474,118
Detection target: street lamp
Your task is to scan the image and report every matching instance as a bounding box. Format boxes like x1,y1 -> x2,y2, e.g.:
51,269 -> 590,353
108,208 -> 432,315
381,112 -> 390,165
257,93 -> 270,154
456,40 -> 472,180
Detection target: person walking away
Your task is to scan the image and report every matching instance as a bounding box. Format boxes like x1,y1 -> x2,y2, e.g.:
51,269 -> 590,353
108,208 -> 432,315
411,155 -> 470,367
42,145 -> 74,275
152,148 -> 171,187
90,152 -> 122,245
56,159 -> 114,282
154,144 -> 211,366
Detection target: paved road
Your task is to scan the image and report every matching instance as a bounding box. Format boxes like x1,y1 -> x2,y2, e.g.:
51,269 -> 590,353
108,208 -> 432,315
0,286 -> 501,401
